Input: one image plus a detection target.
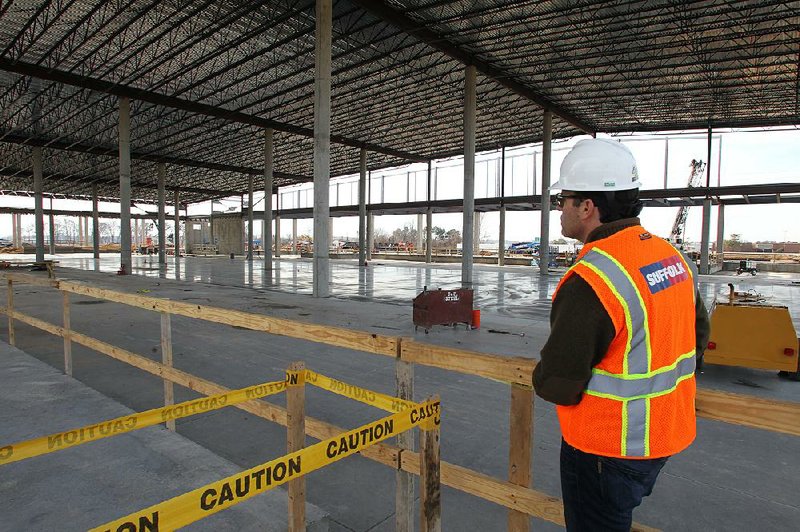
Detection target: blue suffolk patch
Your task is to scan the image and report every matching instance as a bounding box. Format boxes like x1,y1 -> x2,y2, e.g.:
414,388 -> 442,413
639,255 -> 689,294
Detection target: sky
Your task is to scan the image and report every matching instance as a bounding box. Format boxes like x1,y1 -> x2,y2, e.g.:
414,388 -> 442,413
2,128 -> 799,245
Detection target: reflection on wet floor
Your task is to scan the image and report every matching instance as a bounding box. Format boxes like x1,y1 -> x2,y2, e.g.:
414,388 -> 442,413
7,253 -> 800,327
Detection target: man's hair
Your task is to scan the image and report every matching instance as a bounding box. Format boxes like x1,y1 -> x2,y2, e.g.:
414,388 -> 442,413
576,189 -> 643,223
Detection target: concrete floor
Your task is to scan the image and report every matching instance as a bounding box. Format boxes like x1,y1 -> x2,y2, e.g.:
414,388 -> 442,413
1,252 -> 799,530
0,343 -> 329,531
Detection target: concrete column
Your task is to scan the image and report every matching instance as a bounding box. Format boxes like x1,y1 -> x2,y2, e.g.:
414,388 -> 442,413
539,110 -> 553,274
292,219 -> 298,255
157,164 -> 166,264
367,213 -> 374,260
358,148 -> 367,265
663,138 -> 669,189
78,215 -> 84,246
716,203 -> 725,263
134,219 -> 139,249
264,128 -> 274,271
426,207 -> 433,264
173,190 -> 180,259
119,96 -> 132,273
48,198 -> 55,254
461,64 -> 476,289
498,206 -> 506,266
33,147 -> 45,261
312,0 -> 332,297
16,214 -> 22,247
92,184 -> 100,259
700,197 -> 712,274
247,173 -> 254,260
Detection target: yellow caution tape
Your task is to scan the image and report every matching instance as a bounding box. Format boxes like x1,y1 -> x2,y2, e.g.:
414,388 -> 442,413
0,379 -> 289,466
91,399 -> 440,532
305,370 -> 416,413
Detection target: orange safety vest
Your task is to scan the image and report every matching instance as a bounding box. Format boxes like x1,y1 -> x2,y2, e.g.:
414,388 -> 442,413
555,226 -> 697,458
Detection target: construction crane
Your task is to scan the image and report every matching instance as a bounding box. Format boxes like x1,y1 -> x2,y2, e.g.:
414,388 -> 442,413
669,159 -> 706,247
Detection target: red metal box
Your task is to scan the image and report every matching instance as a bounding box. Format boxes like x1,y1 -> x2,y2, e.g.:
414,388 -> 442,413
412,287 -> 474,332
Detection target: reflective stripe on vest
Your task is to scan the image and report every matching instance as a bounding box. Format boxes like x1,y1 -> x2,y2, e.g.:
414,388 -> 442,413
577,248 -> 696,457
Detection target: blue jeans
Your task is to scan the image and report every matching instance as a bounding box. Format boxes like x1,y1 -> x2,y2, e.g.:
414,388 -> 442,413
560,439 -> 668,531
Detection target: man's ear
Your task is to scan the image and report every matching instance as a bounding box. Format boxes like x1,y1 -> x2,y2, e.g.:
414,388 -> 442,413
579,198 -> 595,218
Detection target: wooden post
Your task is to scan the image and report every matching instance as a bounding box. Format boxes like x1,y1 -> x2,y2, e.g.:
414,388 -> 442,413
287,361 -> 306,531
161,312 -> 175,431
396,356 -> 415,532
508,384 -> 534,531
6,279 -> 14,346
62,291 -> 72,376
420,395 -> 441,532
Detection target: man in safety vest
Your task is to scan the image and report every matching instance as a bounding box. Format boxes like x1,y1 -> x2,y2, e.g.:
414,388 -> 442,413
533,138 -> 710,531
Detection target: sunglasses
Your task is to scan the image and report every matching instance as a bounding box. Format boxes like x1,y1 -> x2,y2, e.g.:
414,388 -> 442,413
554,193 -> 585,208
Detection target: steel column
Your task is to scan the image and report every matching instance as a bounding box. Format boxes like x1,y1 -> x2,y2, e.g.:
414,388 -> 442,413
48,197 -> 55,254
119,97 -> 132,273
358,148 -> 367,265
499,146 -> 506,266
367,213 -> 374,260
539,111 -> 553,274
425,208 -> 433,264
11,213 -> 17,247
247,173 -> 254,260
312,0 -> 332,297
173,190 -> 180,259
426,161 -> 433,264
461,64 -> 476,289
157,163 -> 166,264
716,203 -> 725,263
700,198 -> 712,274
264,128 -> 274,271
33,147 -> 44,262
292,218 -> 298,255
275,193 -> 281,258
92,184 -> 99,258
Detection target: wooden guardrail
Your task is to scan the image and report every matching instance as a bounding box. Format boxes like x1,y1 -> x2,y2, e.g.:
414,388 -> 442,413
2,271 -> 799,531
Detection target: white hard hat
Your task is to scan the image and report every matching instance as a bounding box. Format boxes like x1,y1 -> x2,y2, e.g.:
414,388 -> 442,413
551,138 -> 640,191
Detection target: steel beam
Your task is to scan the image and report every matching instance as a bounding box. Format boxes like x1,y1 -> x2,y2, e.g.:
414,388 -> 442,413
0,58 -> 426,163
350,0 -> 594,134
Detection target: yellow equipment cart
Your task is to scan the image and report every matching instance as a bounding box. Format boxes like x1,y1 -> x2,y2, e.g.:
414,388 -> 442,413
705,284 -> 800,380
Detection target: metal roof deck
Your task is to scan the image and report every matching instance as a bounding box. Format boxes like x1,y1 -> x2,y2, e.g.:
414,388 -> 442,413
1,1 -> 798,203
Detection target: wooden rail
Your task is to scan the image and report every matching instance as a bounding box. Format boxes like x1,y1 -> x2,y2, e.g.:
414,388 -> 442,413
3,271 -> 800,531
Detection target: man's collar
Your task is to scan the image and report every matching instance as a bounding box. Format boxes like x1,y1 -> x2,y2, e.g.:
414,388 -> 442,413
585,218 -> 641,243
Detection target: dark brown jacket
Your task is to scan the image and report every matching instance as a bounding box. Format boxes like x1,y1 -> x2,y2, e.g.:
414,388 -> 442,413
532,218 -> 710,405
